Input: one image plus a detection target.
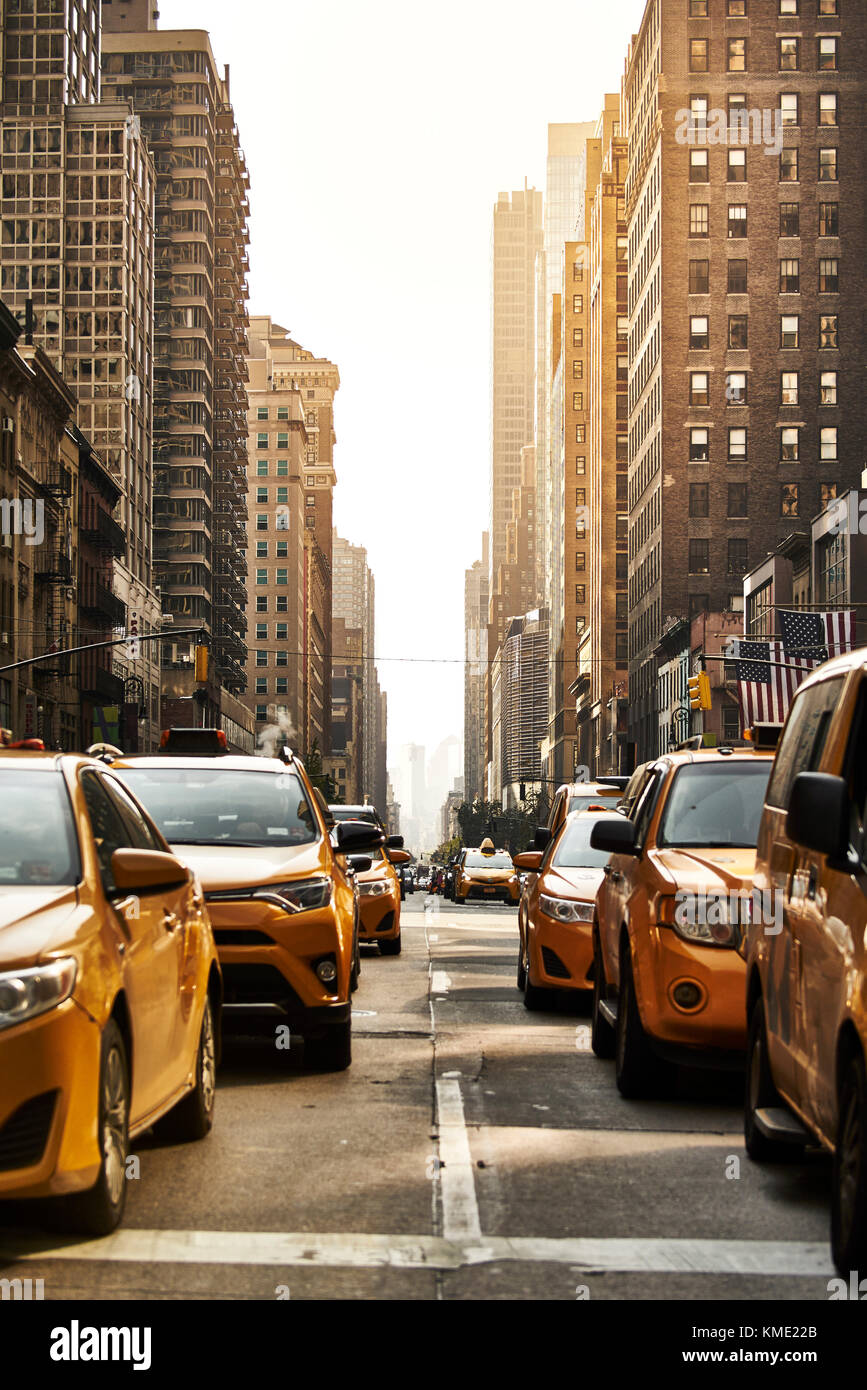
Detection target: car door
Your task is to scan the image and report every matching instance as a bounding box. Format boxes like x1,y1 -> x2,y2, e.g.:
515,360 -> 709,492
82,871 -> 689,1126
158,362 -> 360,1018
601,766 -> 664,989
79,768 -> 186,1121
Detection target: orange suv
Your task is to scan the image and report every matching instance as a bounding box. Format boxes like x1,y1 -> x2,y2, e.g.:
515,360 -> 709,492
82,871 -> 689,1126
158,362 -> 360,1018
590,748 -> 774,1097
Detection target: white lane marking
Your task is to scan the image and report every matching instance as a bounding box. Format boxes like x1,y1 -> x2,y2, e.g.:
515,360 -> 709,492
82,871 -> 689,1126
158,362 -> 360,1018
435,1079 -> 482,1243
431,970 -> 451,995
1,1231 -> 833,1276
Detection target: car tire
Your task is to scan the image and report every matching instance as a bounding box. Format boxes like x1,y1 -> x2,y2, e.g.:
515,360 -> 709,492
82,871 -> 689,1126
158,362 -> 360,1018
350,926 -> 361,992
305,1021 -> 352,1072
522,938 -> 549,1012
155,995 -> 217,1144
591,929 -> 615,1060
832,1053 -> 867,1276
615,944 -> 673,1099
744,997 -> 798,1162
517,930 -> 527,990
61,1019 -> 130,1235
379,933 -> 401,956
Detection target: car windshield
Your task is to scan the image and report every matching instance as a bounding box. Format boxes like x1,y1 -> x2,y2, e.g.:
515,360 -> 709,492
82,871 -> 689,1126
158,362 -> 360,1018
552,818 -> 613,869
116,768 -> 317,847
567,789 -> 620,813
330,806 -> 380,825
0,771 -> 80,885
464,852 -> 512,869
656,761 -> 772,849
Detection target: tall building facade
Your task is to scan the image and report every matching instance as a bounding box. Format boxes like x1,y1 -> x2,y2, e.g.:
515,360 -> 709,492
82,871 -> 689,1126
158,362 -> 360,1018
463,531 -> 488,806
624,0 -> 867,763
490,186 -> 542,579
498,609 -> 549,808
101,18 -> 251,702
332,532 -> 376,797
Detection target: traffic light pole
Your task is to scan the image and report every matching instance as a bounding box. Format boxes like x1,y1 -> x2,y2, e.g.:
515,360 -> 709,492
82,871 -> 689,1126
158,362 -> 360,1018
0,628 -> 204,678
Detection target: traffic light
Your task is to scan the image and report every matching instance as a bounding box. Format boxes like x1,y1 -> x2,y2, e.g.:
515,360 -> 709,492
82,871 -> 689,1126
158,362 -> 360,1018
687,671 -> 712,711
194,645 -> 209,682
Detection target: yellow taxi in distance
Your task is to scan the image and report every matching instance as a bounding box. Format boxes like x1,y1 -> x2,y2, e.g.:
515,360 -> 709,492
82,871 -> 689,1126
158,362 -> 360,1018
112,732 -> 383,1072
546,778 -> 628,838
514,810 -> 614,1009
589,748 -> 774,1097
745,647 -> 867,1275
329,805 -> 408,956
0,748 -> 220,1234
454,840 -> 520,905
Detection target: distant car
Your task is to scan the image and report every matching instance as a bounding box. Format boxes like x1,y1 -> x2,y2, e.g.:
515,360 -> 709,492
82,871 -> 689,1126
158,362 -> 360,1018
416,867 -> 431,890
454,840 -> 519,905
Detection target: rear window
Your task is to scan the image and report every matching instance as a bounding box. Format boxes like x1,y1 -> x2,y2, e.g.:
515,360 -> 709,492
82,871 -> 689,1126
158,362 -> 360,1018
657,761 -> 772,849
115,768 -> 318,847
0,771 -> 80,885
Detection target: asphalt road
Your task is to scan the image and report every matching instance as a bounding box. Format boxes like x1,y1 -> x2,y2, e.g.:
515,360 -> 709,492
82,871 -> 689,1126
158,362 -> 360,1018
0,896 -> 836,1301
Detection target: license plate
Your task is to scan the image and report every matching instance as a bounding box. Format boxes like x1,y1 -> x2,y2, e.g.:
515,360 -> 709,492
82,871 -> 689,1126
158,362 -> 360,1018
484,887 -> 496,894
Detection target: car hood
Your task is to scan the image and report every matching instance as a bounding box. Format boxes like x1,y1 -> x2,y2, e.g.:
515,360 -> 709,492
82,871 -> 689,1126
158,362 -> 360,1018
543,865 -> 605,900
170,840 -> 325,890
0,886 -> 81,969
651,847 -> 757,893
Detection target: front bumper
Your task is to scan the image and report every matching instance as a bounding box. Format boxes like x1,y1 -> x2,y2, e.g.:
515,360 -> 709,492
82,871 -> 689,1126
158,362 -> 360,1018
458,881 -> 519,903
635,924 -> 747,1059
358,897 -> 400,940
529,915 -> 594,991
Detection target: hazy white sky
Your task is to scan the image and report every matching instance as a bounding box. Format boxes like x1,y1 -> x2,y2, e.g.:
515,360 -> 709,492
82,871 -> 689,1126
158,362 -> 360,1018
161,0 -> 646,766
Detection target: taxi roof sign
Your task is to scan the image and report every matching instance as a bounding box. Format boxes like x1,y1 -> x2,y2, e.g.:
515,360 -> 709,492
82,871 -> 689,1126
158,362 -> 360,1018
159,727 -> 228,755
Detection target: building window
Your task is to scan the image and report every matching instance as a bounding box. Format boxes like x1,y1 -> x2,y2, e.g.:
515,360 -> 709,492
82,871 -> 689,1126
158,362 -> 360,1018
820,482 -> 838,507
277,595 -> 288,611
257,407 -> 268,420
689,539 -> 710,574
780,426 -> 799,460
256,487 -> 268,503
690,372 -> 709,406
575,424 -> 585,443
572,392 -> 584,410
256,542 -> 268,558
779,258 -> 800,292
819,148 -> 837,182
727,259 -> 748,294
276,623 -> 288,640
818,202 -> 838,237
819,93 -> 838,127
689,204 -> 709,236
819,314 -> 838,348
779,0 -> 798,13
256,460 -> 268,477
256,568 -> 267,585
575,553 -> 585,571
728,205 -> 748,238
573,262 -> 584,281
575,617 -> 586,635
690,39 -> 709,72
781,483 -> 799,516
276,651 -> 288,667
572,327 -> 583,347
576,456 -> 586,474
575,488 -> 586,507
820,427 -> 837,460
779,202 -> 800,237
727,539 -> 748,575
781,314 -> 799,347
779,93 -> 799,125
689,428 -> 709,461
255,677 -> 267,694
820,370 -> 837,405
276,568 -> 288,584
689,483 -> 709,517
572,359 -> 583,378
690,316 -> 709,349
689,259 -> 709,294
573,294 -> 583,313
728,148 -> 746,182
723,706 -> 741,741
257,513 -> 268,531
689,0 -> 708,14
256,649 -> 267,667
256,595 -> 267,613
728,427 -> 747,461
781,371 -> 799,405
257,432 -> 268,450
779,37 -> 799,71
728,314 -> 748,349
727,38 -> 747,72
276,459 -> 288,476
728,482 -> 748,516
727,0 -> 747,13
277,407 -> 289,420
818,0 -> 837,12
276,486 -> 289,504
727,372 -> 747,404
277,432 -> 289,448
276,678 -> 288,695
255,705 -> 268,722
779,148 -> 799,182
575,585 -> 586,604
256,623 -> 267,640
819,258 -> 838,293
818,37 -> 837,71
276,540 -> 288,557
690,150 -> 709,183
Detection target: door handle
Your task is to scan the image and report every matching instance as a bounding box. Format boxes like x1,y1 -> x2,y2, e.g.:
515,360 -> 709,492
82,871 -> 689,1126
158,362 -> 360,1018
163,910 -> 181,932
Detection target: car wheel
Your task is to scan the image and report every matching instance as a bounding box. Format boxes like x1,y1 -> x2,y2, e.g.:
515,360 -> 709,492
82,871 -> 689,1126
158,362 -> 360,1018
350,926 -> 361,992
615,944 -> 673,1099
744,997 -> 797,1162
61,1019 -> 129,1235
832,1052 -> 867,1276
522,938 -> 549,1012
305,1021 -> 352,1072
517,927 -> 527,990
379,933 -> 401,956
591,929 -> 615,1060
155,995 -> 217,1144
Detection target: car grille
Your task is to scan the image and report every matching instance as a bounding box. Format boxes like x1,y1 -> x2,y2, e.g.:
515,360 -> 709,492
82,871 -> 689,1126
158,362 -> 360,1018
220,963 -> 305,1008
375,912 -> 395,934
541,947 -> 571,980
213,930 -> 274,946
0,1090 -> 58,1172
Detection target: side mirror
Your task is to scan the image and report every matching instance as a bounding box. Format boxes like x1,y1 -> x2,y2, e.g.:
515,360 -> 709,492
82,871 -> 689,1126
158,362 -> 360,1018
387,848 -> 411,865
533,826 -> 552,851
787,772 -> 849,863
513,850 -> 543,871
110,847 -> 189,895
590,817 -> 638,856
334,819 -> 386,854
386,834 -> 404,849
346,854 -> 373,873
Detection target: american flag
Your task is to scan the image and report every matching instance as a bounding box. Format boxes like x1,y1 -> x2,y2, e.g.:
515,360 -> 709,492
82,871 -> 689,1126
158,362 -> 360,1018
731,609 -> 856,729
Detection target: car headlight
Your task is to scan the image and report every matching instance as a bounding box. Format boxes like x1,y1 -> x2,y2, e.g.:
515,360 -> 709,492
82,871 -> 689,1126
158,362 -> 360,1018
539,894 -> 594,924
358,880 -> 391,898
253,878 -> 331,913
0,957 -> 77,1033
660,892 -> 744,948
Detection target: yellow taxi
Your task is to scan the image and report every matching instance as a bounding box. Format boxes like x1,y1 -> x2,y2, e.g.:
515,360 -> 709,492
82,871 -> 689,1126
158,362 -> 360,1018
514,810 -> 614,1009
545,777 -> 629,839
0,744 -> 220,1234
112,731 -> 383,1071
328,805 -> 409,956
589,747 -> 774,1097
744,647 -> 867,1274
454,840 -> 520,905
